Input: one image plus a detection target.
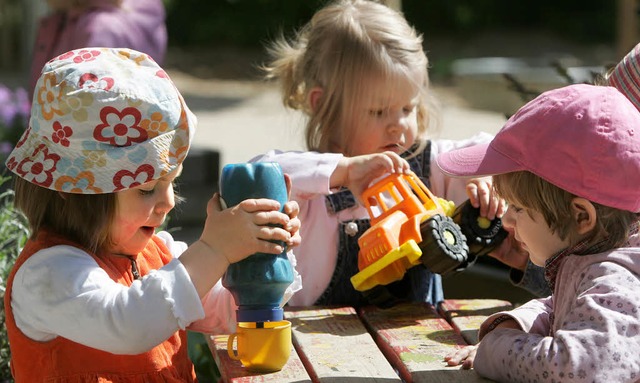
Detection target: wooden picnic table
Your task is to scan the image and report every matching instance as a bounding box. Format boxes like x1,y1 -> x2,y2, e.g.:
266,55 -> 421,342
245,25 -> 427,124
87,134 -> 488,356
207,299 -> 513,382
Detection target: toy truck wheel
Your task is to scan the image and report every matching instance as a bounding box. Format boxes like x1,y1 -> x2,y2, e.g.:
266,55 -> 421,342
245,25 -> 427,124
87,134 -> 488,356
452,200 -> 508,259
419,214 -> 469,275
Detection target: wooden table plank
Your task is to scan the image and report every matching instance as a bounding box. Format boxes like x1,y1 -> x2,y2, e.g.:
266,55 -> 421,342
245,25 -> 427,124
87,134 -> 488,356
437,299 -> 513,345
208,334 -> 312,383
359,303 -> 491,383
285,306 -> 401,382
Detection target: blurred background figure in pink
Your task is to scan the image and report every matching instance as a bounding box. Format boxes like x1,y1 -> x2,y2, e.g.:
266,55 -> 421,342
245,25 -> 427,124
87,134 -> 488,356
29,0 -> 167,98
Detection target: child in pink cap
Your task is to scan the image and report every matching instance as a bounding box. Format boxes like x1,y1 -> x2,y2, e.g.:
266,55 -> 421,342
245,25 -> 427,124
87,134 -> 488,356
438,83 -> 640,382
4,47 -> 301,382
491,42 -> 640,299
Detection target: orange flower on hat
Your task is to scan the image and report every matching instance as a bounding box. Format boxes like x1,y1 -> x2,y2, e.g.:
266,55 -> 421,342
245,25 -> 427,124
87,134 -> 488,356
170,135 -> 189,166
140,111 -> 168,139
37,73 -> 64,121
94,106 -> 148,147
116,49 -> 148,66
54,171 -> 103,194
51,121 -> 73,147
14,143 -> 61,188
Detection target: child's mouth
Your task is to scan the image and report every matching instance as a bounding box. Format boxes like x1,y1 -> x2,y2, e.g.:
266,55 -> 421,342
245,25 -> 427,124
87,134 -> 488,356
141,226 -> 155,235
384,143 -> 407,152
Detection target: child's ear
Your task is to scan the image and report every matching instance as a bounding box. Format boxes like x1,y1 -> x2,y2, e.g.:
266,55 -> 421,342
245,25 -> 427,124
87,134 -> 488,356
571,197 -> 597,235
308,87 -> 323,112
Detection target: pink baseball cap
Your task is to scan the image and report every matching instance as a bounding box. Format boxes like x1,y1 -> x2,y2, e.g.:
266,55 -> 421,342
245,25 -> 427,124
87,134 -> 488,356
436,83 -> 640,212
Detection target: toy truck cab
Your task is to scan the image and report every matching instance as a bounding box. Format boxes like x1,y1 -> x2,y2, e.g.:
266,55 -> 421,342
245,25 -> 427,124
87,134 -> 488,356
350,171 -> 470,292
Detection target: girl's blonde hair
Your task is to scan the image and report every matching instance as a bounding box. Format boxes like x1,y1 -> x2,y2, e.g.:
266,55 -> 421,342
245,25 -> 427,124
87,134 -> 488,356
263,0 -> 438,154
494,171 -> 639,250
13,177 -> 115,253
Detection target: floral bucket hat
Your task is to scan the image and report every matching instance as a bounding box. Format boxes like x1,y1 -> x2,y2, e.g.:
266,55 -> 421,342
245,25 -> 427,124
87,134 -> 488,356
5,47 -> 197,194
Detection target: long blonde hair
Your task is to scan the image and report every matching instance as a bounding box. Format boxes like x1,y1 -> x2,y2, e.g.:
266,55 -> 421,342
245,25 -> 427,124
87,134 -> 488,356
263,0 -> 438,154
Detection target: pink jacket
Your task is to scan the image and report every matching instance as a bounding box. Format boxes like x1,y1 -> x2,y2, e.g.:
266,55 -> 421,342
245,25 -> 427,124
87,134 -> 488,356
29,0 -> 167,98
474,248 -> 640,382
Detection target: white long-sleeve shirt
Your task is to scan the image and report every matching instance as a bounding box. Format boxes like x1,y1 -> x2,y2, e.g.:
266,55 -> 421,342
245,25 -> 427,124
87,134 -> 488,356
252,133 -> 493,306
10,231 -> 300,354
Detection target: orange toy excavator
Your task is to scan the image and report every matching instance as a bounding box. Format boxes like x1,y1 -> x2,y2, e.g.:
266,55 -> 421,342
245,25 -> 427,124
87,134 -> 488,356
350,171 -> 506,292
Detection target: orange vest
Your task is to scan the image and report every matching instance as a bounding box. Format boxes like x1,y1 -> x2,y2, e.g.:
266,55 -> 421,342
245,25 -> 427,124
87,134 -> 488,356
4,229 -> 197,382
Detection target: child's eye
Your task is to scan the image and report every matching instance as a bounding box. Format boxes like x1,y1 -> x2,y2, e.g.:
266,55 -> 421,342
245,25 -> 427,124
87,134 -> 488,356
510,204 -> 523,213
403,106 -> 415,114
369,109 -> 384,117
139,188 -> 154,196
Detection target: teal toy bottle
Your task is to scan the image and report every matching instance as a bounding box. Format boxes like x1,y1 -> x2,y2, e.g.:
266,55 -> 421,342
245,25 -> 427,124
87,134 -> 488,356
220,162 -> 294,323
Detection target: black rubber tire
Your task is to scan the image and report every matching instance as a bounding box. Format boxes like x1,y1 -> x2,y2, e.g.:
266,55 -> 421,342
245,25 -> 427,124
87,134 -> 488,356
419,214 -> 469,275
452,200 -> 508,259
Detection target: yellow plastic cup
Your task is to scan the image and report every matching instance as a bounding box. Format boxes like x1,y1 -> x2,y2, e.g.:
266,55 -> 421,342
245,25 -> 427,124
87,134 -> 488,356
227,320 -> 292,372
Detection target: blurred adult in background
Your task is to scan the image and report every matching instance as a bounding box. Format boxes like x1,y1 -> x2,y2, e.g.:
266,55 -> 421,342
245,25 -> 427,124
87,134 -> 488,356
29,0 -> 167,98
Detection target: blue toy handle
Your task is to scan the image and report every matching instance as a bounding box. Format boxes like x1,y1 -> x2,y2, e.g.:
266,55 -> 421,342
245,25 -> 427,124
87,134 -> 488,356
220,162 -> 294,323
220,162 -> 288,211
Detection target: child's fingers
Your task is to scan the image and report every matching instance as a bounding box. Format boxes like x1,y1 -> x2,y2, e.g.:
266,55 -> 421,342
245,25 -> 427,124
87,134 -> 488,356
257,225 -> 292,242
251,210 -> 291,227
237,198 -> 282,213
283,200 -> 300,219
284,173 -> 293,198
467,180 -> 491,212
381,151 -> 410,173
207,193 -> 224,213
444,345 -> 477,369
253,239 -> 287,255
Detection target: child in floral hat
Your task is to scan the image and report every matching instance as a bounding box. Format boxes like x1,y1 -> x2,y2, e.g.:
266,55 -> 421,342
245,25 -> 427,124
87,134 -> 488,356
4,47 -> 301,382
439,84 -> 640,382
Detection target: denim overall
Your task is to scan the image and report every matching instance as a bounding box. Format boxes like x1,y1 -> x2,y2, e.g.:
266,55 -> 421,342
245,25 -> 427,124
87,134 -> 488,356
315,142 -> 444,308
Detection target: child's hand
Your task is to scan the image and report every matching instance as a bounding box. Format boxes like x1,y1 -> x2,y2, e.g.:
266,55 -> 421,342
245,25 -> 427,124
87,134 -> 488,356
283,173 -> 302,248
444,345 -> 477,369
465,177 -> 507,220
200,193 -> 293,264
334,151 -> 411,201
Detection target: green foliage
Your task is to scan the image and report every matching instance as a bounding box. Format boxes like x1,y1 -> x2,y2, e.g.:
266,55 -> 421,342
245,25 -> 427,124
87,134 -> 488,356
187,331 -> 220,383
0,176 -> 30,382
163,0 -> 615,49
164,0 -> 326,47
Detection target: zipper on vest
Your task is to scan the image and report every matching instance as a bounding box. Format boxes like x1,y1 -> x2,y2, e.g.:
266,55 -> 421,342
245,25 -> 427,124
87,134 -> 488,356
128,256 -> 141,280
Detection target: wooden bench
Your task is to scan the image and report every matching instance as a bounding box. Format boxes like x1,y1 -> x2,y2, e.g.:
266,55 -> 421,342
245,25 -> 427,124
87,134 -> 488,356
207,299 -> 512,383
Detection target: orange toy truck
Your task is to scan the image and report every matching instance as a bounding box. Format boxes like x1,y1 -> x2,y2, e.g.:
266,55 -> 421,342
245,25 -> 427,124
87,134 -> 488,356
350,171 -> 506,292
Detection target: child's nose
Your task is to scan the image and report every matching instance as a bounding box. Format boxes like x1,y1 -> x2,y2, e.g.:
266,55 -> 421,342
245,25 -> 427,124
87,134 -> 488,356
155,187 -> 175,215
501,207 -> 516,229
387,112 -> 407,132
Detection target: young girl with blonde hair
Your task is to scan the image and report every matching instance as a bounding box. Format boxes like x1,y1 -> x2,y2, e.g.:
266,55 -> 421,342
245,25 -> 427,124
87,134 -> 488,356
5,47 -> 301,382
254,0 -> 504,308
